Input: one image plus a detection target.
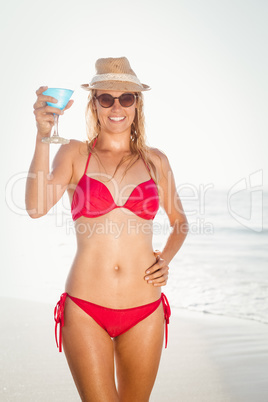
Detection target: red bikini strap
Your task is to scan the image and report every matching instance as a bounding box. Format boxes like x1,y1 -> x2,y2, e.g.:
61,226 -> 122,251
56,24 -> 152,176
138,150 -> 152,177
54,292 -> 68,352
161,293 -> 171,348
84,136 -> 98,174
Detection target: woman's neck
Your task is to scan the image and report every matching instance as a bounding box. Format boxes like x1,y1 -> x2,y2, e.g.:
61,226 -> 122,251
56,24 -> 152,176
96,132 -> 131,152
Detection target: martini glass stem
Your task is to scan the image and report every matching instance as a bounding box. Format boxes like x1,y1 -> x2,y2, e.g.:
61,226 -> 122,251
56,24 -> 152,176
53,114 -> 59,138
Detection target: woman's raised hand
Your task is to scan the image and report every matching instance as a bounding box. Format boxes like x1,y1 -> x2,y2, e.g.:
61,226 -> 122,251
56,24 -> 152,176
33,86 -> 74,138
144,250 -> 169,287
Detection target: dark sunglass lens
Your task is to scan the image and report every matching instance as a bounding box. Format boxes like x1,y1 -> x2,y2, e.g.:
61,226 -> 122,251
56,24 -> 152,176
120,94 -> 135,107
98,94 -> 114,108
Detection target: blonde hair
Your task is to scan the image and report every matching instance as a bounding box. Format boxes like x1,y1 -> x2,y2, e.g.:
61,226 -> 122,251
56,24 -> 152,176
85,90 -> 158,182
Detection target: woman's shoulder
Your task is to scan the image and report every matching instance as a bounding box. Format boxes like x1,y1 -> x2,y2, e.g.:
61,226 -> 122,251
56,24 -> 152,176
52,139 -> 89,171
69,139 -> 89,157
146,146 -> 173,184
147,146 -> 170,169
66,139 -> 88,152
55,139 -> 88,159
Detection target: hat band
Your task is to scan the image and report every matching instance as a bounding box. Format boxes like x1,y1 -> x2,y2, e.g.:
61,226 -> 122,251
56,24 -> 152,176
90,73 -> 142,86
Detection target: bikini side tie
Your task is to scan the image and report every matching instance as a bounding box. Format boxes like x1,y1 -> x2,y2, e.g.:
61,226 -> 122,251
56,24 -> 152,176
161,293 -> 171,348
54,292 -> 67,352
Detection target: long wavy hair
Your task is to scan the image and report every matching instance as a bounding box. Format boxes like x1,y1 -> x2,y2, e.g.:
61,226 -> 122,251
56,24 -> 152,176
85,89 -> 158,183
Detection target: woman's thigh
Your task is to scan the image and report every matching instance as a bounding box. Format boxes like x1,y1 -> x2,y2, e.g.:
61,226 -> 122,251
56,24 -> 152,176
114,303 -> 165,402
62,297 -> 119,402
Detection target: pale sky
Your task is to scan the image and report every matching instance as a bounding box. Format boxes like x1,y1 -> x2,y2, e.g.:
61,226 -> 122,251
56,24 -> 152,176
1,0 -> 267,195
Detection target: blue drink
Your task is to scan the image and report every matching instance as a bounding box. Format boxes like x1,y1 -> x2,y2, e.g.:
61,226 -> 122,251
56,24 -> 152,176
41,87 -> 74,144
43,88 -> 74,110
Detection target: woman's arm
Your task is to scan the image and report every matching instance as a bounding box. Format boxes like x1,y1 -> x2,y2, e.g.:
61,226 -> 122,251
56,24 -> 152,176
144,149 -> 189,286
25,86 -> 74,218
157,151 -> 189,264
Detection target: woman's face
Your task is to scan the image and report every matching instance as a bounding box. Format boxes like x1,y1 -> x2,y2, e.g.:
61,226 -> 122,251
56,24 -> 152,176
94,90 -> 137,135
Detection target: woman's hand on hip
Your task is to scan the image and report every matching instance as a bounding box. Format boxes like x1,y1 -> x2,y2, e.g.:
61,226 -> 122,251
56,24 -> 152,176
33,86 -> 74,138
144,250 -> 169,287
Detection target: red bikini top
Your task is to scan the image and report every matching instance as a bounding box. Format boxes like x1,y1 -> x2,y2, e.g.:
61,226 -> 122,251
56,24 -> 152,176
71,138 -> 159,221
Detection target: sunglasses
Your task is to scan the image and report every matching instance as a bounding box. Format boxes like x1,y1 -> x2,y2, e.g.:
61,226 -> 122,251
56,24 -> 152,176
94,93 -> 137,108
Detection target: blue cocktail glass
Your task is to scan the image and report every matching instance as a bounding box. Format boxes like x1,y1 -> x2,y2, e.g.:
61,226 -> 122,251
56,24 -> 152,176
41,88 -> 74,144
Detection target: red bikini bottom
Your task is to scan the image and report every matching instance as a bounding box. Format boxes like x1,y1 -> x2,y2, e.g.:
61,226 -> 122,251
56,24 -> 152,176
54,293 -> 171,352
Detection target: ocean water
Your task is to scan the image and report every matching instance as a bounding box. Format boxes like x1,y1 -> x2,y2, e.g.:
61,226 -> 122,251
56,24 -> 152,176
3,184 -> 268,326
157,188 -> 268,325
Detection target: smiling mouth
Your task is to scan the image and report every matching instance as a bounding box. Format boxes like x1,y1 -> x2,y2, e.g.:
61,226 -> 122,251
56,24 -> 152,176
109,117 -> 126,122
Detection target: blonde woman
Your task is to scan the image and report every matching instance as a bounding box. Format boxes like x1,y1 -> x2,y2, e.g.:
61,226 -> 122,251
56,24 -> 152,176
26,57 -> 188,402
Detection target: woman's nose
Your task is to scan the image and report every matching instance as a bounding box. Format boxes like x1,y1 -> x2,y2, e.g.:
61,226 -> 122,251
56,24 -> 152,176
111,99 -> 122,111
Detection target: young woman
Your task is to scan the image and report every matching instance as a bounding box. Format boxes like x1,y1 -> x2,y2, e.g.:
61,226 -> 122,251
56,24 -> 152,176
26,57 -> 188,402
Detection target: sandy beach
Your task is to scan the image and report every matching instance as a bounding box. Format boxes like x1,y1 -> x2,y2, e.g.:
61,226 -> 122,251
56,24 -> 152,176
1,297 -> 268,402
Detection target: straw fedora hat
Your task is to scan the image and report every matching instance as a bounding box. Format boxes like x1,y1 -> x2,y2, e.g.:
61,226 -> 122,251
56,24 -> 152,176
81,57 -> 150,92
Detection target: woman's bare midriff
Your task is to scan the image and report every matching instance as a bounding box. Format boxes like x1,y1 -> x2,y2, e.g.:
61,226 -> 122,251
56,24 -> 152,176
65,208 -> 160,308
